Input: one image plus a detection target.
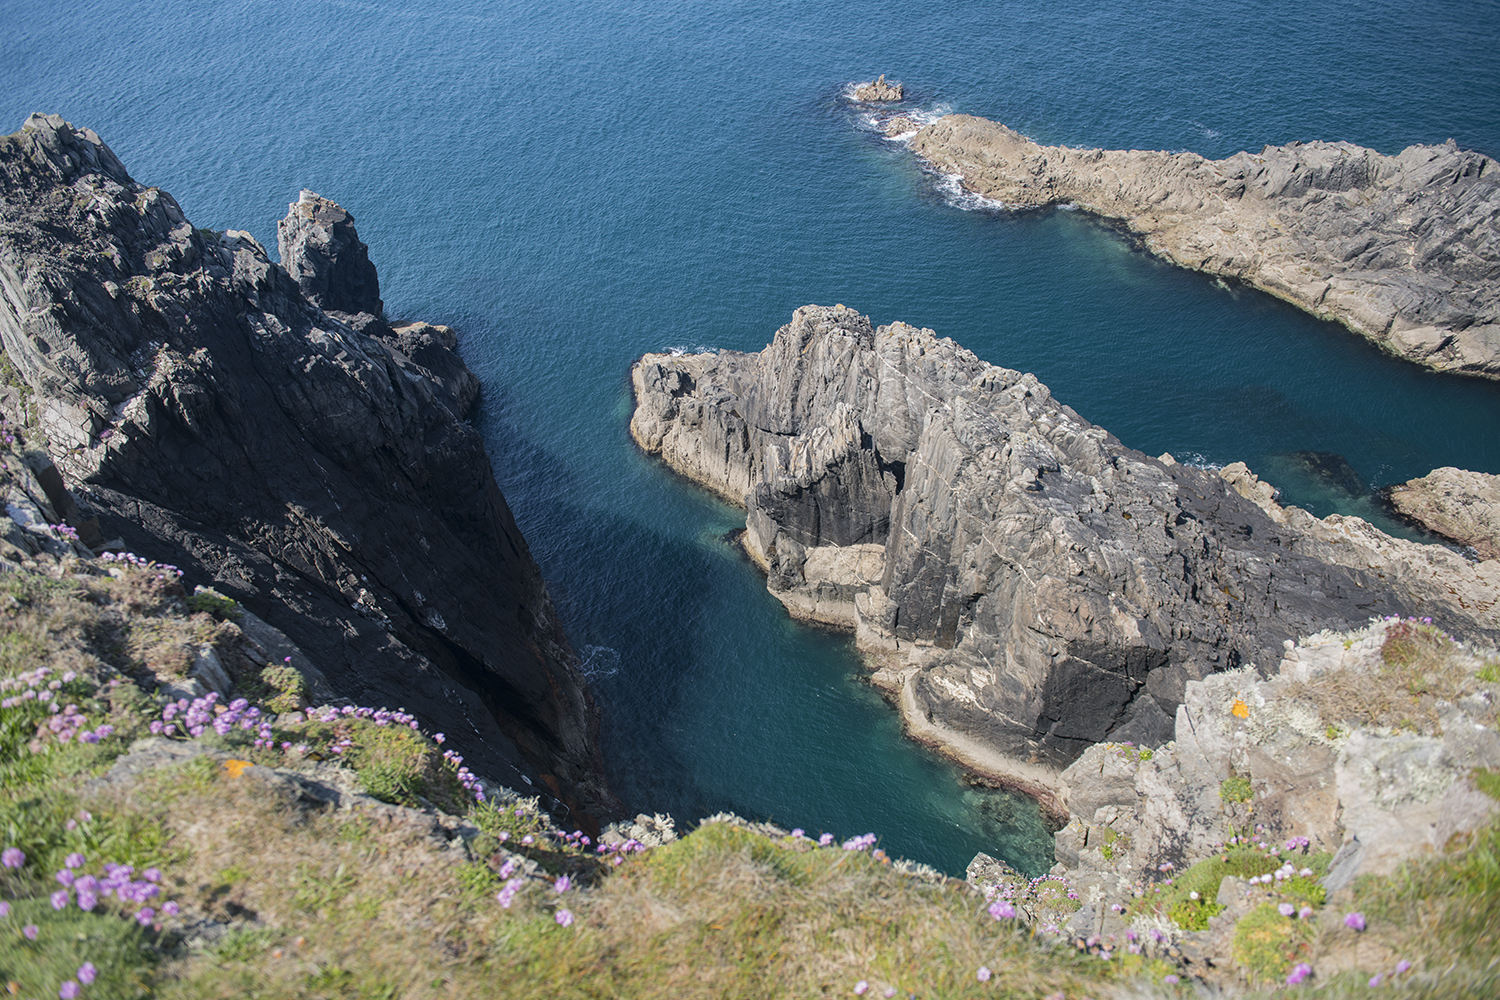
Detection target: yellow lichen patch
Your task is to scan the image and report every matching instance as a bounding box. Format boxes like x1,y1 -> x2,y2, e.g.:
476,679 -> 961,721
222,759 -> 253,779
1231,698 -> 1249,719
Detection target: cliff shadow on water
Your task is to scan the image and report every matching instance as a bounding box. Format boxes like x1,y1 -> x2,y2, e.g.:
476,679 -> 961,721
471,376 -> 1060,876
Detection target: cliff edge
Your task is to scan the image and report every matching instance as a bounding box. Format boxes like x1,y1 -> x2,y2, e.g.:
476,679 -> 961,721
905,115 -> 1500,378
0,114 -> 612,821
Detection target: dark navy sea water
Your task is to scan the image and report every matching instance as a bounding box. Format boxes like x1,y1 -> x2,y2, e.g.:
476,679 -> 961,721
5,0 -> 1499,876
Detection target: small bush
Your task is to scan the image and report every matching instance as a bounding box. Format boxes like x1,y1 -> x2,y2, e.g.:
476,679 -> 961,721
185,590 -> 240,621
1232,903 -> 1315,984
1220,776 -> 1254,803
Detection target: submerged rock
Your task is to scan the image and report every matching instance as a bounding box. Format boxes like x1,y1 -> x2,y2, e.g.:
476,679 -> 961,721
905,114 -> 1500,378
1386,466 -> 1500,560
631,305 -> 1500,787
0,114 -> 613,820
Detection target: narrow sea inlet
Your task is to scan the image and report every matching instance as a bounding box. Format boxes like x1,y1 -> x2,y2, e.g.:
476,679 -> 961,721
4,0 -> 1498,875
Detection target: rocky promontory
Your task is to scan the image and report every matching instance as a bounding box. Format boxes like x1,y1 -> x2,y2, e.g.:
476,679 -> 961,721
631,305 -> 1500,794
0,115 -> 612,821
1385,466 -> 1500,561
903,115 -> 1500,378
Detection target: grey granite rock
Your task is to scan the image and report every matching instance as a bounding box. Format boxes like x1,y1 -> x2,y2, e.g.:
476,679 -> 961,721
1386,467 -> 1500,560
0,115 -> 612,822
907,115 -> 1500,378
631,305 -> 1500,781
852,75 -> 903,102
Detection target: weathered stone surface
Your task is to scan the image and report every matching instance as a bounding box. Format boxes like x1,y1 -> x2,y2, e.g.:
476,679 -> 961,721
1052,621 -> 1500,923
852,75 -> 903,102
631,305 -> 1500,781
906,115 -> 1500,378
1386,466 -> 1500,560
0,115 -> 612,821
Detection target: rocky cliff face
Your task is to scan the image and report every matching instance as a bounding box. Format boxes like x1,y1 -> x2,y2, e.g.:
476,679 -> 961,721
1385,467 -> 1500,561
0,114 -> 611,821
905,115 -> 1500,378
631,305 -> 1500,786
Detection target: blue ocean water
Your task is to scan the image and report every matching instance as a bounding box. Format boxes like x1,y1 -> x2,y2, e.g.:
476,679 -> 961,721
4,0 -> 1499,875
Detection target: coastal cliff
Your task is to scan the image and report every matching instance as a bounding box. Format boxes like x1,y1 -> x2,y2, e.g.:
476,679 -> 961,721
631,305 -> 1500,794
903,115 -> 1500,378
0,115 -> 611,820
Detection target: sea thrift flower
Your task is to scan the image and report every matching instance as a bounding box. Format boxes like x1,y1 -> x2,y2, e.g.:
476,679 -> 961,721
554,875 -> 571,893
51,890 -> 68,910
1344,911 -> 1366,931
0,902 -> 7,917
988,900 -> 1016,920
818,833 -> 834,846
1163,975 -> 1179,984
77,963 -> 96,985
1299,905 -> 1314,920
2,847 -> 24,868
977,966 -> 991,982
163,901 -> 180,916
1369,974 -> 1384,987
1278,902 -> 1295,917
853,982 -> 869,996
555,909 -> 573,927
1286,962 -> 1312,985
65,853 -> 84,869
23,923 -> 37,940
136,906 -> 154,925
59,982 -> 79,1000
790,828 -> 805,839
1395,960 -> 1411,974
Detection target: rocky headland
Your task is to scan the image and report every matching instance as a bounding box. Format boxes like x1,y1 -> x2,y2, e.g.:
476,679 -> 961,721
1385,466 -> 1500,561
900,114 -> 1500,378
0,114 -> 612,821
631,305 -> 1500,803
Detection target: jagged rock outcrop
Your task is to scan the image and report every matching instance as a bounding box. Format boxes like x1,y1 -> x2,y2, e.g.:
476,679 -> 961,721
1047,621 -> 1500,960
0,114 -> 612,822
1385,466 -> 1500,560
905,115 -> 1500,378
631,305 -> 1500,789
852,75 -> 903,102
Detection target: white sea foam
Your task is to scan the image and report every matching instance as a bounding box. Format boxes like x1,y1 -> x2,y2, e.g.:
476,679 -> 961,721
934,170 -> 1007,212
665,343 -> 717,357
578,644 -> 621,679
1179,452 -> 1224,471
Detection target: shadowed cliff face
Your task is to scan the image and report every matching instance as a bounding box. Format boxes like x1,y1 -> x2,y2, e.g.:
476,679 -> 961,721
0,114 -> 613,822
632,305 -> 1500,769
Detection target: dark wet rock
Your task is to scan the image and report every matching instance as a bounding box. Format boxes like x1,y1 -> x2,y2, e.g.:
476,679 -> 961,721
0,114 -> 612,821
906,114 -> 1500,378
631,305 -> 1500,775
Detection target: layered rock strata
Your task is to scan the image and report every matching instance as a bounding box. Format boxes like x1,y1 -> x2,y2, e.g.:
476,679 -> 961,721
631,305 -> 1500,793
1032,621 -> 1500,969
1385,467 -> 1500,561
904,115 -> 1500,378
0,115 -> 611,821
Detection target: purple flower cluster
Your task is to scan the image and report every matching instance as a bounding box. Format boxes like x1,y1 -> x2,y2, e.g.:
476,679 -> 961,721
37,704 -> 115,745
840,833 -> 877,852
1285,961 -> 1312,985
149,693 -> 264,741
594,837 -> 646,867
99,550 -> 183,580
440,748 -> 487,802
987,899 -> 1017,920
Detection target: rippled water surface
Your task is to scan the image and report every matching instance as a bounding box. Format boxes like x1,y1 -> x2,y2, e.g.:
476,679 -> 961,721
4,0 -> 1498,874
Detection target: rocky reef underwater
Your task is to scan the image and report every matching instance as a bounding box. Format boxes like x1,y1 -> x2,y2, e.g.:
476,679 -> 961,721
2,105 -> 1499,997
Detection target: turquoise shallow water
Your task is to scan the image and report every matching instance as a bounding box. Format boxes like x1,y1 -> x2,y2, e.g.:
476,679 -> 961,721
4,0 -> 1499,875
